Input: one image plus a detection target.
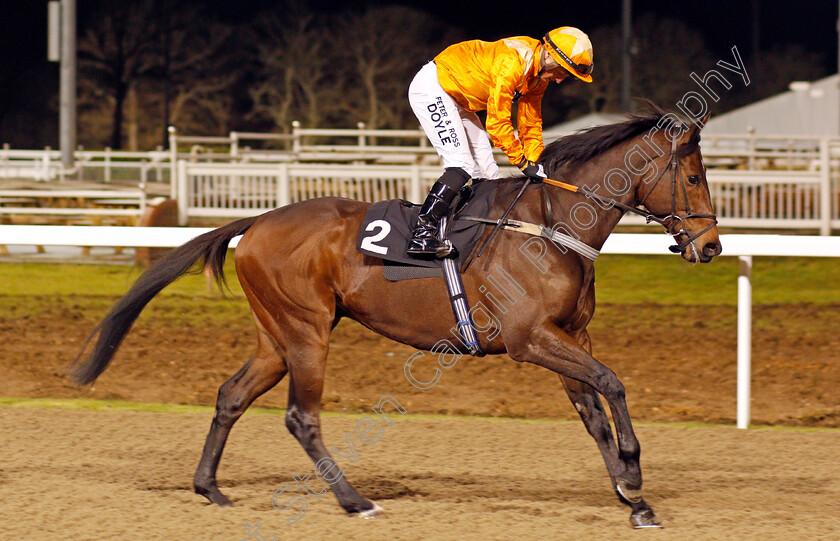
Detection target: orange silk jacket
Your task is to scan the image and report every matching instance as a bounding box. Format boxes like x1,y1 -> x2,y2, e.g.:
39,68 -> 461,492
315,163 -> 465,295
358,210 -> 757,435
434,36 -> 548,166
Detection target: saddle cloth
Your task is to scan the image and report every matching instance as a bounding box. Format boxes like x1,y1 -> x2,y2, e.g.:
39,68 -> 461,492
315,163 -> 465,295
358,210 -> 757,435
355,180 -> 497,280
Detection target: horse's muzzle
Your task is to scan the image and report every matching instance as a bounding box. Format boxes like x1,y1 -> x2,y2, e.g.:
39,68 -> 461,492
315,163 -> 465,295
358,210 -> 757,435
669,239 -> 721,263
702,240 -> 722,258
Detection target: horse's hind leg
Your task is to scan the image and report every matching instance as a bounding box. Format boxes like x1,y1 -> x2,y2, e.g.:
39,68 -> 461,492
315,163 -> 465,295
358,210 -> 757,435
284,339 -> 379,516
194,325 -> 287,507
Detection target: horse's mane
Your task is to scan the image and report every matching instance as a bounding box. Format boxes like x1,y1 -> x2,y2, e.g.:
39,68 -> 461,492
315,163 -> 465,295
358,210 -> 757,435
540,102 -> 699,172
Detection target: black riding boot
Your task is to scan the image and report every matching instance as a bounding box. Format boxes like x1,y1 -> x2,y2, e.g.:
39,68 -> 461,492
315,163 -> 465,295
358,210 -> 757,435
407,168 -> 470,258
406,182 -> 458,257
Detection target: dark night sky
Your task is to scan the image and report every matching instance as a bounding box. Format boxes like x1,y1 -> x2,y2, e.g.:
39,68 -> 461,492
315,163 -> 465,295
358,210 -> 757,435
0,0 -> 837,148
2,0 -> 838,75
212,0 -> 838,71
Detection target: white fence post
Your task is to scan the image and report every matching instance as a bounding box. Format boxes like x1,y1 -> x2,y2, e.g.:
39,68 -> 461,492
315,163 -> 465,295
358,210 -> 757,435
139,174 -> 147,216
747,128 -> 756,170
76,145 -> 85,181
0,143 -> 8,175
104,147 -> 112,183
819,137 -> 831,235
140,161 -> 149,188
41,147 -> 51,181
231,131 -> 239,160
168,126 -> 178,200
737,255 -> 753,429
278,163 -> 290,207
292,121 -> 301,156
410,164 -> 422,203
357,122 -> 366,148
177,160 -> 188,225
154,146 -> 164,182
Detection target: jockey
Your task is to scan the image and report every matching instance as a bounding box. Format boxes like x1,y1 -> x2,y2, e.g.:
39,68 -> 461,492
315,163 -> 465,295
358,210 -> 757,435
406,27 -> 594,258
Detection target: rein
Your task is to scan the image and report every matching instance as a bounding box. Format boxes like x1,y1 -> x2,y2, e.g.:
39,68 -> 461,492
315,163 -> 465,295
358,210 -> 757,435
472,177 -> 534,260
543,139 -> 718,255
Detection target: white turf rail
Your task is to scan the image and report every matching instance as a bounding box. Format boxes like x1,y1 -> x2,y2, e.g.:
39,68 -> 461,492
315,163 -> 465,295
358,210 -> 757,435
0,225 -> 222,248
2,226 -> 840,256
2,225 -> 840,430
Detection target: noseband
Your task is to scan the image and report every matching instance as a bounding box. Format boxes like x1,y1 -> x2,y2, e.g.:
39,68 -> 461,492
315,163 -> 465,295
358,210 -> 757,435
543,138 -> 718,255
637,139 -> 718,254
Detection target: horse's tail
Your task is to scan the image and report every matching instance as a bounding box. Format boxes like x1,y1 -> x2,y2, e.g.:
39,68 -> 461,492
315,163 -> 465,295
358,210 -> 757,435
70,216 -> 261,386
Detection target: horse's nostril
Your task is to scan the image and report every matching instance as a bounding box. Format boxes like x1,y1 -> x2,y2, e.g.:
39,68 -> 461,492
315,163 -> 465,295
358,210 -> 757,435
703,241 -> 721,257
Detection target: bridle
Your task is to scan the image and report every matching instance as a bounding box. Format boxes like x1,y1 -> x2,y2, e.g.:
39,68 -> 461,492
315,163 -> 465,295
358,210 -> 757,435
543,138 -> 718,255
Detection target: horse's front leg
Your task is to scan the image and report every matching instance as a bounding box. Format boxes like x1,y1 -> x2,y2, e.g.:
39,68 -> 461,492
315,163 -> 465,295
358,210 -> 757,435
561,332 -> 621,475
561,330 -> 658,527
508,323 -> 660,528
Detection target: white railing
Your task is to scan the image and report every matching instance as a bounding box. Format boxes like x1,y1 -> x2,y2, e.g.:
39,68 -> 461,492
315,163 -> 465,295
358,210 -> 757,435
174,159 -> 839,232
710,170 -> 826,228
0,189 -> 147,219
1,225 -> 838,429
5,128 -> 840,233
620,168 -> 835,234
0,147 -> 63,181
7,128 -> 840,171
700,133 -> 832,170
0,145 -> 168,184
175,160 -> 521,223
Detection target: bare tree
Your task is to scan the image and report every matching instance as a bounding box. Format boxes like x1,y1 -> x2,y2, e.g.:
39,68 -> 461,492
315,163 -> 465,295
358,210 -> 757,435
78,0 -> 159,149
249,8 -> 338,133
79,1 -> 245,148
337,6 -> 462,129
162,17 -> 238,136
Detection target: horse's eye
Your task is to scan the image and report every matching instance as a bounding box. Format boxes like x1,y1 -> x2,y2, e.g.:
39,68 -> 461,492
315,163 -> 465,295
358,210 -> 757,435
687,175 -> 701,185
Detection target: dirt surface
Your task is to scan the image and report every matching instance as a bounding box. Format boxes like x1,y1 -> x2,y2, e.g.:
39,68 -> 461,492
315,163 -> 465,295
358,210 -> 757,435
1,297 -> 838,427
2,297 -> 840,539
1,407 -> 838,540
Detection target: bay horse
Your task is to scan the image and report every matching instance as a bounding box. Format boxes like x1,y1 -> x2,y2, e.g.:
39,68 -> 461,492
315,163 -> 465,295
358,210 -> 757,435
72,105 -> 721,528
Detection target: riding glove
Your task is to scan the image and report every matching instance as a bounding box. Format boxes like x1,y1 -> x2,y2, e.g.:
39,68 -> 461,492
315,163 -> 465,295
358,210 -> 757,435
517,159 -> 547,182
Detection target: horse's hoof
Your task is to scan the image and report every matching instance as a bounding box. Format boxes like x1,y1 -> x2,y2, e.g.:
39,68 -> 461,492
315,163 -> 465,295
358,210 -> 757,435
357,502 -> 384,519
195,485 -> 234,508
615,479 -> 643,503
630,509 -> 663,529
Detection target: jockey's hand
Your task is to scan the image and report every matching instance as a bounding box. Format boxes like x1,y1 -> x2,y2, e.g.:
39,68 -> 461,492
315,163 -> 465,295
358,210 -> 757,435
517,159 -> 546,182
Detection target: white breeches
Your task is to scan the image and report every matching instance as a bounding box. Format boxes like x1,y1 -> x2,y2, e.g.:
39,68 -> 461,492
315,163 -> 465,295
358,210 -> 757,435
408,61 -> 500,180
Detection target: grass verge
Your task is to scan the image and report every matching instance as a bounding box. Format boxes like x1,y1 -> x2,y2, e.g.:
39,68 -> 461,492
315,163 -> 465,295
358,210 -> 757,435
1,255 -> 838,305
1,396 -> 837,433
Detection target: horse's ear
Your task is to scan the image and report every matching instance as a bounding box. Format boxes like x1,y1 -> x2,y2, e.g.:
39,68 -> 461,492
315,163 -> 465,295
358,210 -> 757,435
685,113 -> 711,140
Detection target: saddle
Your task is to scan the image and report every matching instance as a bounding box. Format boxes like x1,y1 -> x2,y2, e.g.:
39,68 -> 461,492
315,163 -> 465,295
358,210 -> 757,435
355,181 -> 499,357
355,180 -> 498,280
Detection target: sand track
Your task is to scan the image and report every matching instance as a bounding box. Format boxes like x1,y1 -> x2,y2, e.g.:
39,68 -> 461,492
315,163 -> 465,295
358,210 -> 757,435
1,408 -> 838,540
3,299 -> 840,539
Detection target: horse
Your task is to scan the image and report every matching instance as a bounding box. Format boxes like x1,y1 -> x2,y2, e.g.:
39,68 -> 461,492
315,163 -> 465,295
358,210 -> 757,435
71,105 -> 721,528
